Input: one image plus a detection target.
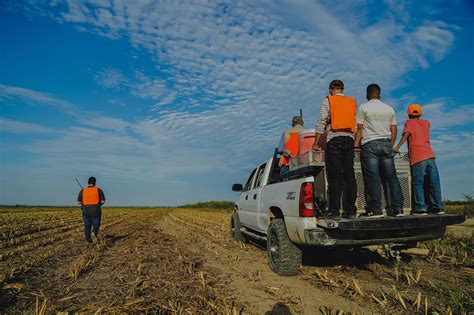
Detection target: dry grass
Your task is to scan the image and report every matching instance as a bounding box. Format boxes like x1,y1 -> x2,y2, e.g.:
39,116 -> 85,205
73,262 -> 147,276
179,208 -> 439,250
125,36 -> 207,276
0,207 -> 242,314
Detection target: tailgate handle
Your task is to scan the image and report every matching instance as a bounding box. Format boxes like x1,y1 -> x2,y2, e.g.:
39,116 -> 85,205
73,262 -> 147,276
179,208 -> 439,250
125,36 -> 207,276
253,194 -> 257,200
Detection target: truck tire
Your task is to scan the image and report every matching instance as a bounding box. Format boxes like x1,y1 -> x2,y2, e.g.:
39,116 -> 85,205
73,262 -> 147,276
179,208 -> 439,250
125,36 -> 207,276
267,218 -> 302,276
230,212 -> 246,242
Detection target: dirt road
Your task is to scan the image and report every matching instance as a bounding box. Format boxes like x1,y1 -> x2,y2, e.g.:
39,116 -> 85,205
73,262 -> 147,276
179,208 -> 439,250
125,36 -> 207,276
1,207 -> 472,313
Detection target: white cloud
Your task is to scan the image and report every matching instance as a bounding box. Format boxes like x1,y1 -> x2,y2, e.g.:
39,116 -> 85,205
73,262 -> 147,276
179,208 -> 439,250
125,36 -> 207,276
1,1 -> 469,203
0,118 -> 56,134
413,21 -> 458,61
0,83 -> 75,111
94,68 -> 126,88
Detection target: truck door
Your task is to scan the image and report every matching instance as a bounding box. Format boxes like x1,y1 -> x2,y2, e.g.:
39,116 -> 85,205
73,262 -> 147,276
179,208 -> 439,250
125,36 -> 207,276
238,168 -> 257,227
244,162 -> 267,230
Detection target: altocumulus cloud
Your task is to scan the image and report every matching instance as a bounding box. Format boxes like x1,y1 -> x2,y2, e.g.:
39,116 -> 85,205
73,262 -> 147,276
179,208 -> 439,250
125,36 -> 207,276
1,0 -> 472,204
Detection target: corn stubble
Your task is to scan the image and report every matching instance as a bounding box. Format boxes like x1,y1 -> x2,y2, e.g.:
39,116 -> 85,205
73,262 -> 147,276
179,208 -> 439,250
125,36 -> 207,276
0,207 -> 242,314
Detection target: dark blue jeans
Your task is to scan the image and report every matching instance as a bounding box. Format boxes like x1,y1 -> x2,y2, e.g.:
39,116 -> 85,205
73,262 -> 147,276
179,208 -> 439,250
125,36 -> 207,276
361,139 -> 404,214
325,136 -> 357,215
82,214 -> 101,241
411,158 -> 443,212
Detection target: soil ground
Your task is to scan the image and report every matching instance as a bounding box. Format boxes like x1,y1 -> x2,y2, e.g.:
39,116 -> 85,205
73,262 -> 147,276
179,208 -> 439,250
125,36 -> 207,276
0,207 -> 472,314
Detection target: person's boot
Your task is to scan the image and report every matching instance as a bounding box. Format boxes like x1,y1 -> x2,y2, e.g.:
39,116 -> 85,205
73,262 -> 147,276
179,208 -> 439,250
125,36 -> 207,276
92,232 -> 98,244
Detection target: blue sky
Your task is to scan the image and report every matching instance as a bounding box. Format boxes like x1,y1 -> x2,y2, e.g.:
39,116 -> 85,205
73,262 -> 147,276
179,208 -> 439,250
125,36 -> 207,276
0,0 -> 473,206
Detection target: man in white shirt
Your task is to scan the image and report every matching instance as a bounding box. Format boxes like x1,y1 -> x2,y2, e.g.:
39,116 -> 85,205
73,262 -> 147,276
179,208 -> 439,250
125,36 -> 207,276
354,84 -> 404,218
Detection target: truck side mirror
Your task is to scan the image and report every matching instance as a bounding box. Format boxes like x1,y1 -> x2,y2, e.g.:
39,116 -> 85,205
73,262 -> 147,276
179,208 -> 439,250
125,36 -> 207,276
232,184 -> 243,191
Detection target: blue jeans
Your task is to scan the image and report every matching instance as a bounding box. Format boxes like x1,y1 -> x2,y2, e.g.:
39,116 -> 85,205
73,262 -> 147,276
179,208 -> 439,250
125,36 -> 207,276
411,158 -> 443,212
361,139 -> 404,214
82,214 -> 101,241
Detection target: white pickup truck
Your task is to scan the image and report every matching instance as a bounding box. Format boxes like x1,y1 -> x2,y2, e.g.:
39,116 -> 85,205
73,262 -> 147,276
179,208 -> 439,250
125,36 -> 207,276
231,149 -> 465,276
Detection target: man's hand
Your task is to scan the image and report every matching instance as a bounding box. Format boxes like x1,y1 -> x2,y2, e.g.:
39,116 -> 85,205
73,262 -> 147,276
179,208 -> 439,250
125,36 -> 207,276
394,147 -> 401,156
312,141 -> 322,151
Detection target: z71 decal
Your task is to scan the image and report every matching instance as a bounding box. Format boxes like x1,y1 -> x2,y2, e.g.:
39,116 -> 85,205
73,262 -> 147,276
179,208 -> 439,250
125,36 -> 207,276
286,192 -> 296,200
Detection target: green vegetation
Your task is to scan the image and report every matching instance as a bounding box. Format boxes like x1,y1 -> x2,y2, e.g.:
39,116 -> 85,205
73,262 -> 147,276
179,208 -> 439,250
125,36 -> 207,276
420,232 -> 473,265
178,201 -> 234,211
445,194 -> 474,217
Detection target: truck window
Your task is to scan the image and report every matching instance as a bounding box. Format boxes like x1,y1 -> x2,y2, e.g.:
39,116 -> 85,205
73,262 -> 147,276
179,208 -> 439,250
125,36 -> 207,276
244,168 -> 257,191
254,163 -> 267,188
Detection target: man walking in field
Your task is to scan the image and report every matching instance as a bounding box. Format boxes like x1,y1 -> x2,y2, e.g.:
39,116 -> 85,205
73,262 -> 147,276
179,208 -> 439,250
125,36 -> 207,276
77,177 -> 105,243
354,84 -> 404,218
312,79 -> 358,219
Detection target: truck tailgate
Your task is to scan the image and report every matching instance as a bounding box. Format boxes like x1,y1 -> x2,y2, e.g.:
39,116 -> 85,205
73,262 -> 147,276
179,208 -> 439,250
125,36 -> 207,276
326,214 -> 466,231
305,214 -> 466,247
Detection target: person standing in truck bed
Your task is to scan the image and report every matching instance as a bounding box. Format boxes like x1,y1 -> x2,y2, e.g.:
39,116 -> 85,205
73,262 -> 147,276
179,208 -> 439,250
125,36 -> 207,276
278,116 -> 305,176
394,104 -> 445,215
77,176 -> 105,243
354,84 -> 404,218
312,79 -> 357,219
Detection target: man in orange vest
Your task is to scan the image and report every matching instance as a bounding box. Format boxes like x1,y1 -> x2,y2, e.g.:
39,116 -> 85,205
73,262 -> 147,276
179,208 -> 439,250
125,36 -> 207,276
313,80 -> 357,219
77,177 -> 105,243
278,116 -> 305,175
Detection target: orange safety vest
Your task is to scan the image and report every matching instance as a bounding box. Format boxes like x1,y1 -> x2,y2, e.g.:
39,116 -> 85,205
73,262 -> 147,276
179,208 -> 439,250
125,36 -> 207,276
82,187 -> 100,205
281,132 -> 299,166
327,95 -> 357,133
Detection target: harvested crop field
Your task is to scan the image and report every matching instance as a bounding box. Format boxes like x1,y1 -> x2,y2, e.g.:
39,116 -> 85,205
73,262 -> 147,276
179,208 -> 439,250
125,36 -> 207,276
1,207 -> 473,314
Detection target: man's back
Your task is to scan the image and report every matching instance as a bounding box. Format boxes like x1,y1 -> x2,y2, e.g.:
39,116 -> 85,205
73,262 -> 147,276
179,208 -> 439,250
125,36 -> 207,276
357,99 -> 396,145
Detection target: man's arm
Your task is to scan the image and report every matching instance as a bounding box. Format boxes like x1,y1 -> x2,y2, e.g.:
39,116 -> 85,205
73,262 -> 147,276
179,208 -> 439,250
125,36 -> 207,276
77,190 -> 83,205
394,131 -> 410,154
313,98 -> 329,150
389,109 -> 398,145
354,124 -> 364,148
99,188 -> 105,205
354,106 -> 365,148
390,124 -> 397,145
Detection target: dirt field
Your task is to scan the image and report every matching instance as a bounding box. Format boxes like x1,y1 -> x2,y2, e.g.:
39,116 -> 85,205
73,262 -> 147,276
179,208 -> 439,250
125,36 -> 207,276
0,207 -> 472,314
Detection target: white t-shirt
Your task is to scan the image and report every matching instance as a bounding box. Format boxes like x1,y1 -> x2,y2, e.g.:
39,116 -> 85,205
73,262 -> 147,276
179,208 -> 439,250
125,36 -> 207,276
356,99 -> 397,145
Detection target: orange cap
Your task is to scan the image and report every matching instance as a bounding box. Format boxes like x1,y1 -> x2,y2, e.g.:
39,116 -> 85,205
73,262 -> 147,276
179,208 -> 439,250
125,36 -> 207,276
407,103 -> 423,116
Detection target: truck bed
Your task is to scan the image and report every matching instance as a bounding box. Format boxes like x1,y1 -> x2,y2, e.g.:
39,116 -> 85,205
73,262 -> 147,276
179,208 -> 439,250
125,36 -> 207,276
304,214 -> 466,247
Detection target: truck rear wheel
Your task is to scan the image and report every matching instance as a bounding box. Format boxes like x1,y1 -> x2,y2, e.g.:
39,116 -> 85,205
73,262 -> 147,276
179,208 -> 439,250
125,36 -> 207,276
267,218 -> 302,276
230,212 -> 246,242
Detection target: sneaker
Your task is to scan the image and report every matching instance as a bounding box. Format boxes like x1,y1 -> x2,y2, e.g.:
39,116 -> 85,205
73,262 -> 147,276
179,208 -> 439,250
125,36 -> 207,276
86,239 -> 93,244
362,212 -> 385,219
412,211 -> 428,216
429,210 -> 445,215
324,212 -> 340,220
389,211 -> 405,217
342,213 -> 357,220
